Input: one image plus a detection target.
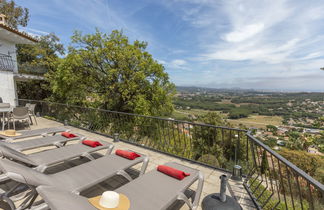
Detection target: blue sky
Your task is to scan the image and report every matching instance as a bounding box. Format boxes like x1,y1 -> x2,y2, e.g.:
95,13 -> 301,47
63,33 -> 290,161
16,0 -> 324,91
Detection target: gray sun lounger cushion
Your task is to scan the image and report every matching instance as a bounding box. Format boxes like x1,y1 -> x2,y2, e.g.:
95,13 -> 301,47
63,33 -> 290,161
35,162 -> 203,210
0,135 -> 83,152
115,162 -> 204,210
0,127 -> 70,141
36,186 -> 96,210
0,151 -> 149,194
0,141 -> 114,172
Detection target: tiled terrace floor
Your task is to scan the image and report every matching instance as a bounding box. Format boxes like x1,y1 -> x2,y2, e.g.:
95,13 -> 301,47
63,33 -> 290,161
0,117 -> 256,210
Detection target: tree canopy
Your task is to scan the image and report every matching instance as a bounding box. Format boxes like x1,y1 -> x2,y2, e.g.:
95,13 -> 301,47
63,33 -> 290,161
17,33 -> 64,73
0,0 -> 29,28
47,30 -> 175,116
16,33 -> 65,100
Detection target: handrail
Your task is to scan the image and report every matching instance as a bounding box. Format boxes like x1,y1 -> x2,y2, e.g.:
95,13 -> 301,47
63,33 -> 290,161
247,132 -> 324,191
18,99 -> 247,132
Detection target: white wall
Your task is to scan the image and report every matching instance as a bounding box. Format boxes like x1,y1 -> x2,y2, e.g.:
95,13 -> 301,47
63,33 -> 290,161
0,39 -> 18,105
0,71 -> 17,105
0,39 -> 18,72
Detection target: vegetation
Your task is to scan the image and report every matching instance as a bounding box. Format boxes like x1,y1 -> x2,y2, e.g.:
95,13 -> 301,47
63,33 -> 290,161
0,0 -> 29,28
16,33 -> 65,100
47,30 -> 175,116
175,88 -> 323,129
17,33 -> 65,73
279,148 -> 324,182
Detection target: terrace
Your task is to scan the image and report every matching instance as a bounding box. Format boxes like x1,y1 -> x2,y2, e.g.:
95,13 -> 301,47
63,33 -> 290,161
0,99 -> 323,210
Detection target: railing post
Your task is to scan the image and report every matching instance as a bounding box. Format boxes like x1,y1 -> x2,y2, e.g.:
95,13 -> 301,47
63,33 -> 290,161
113,133 -> 119,142
232,165 -> 242,181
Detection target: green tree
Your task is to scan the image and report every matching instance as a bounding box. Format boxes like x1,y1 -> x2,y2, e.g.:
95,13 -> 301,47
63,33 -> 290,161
279,148 -> 323,178
314,131 -> 324,153
16,33 -> 65,100
0,0 -> 29,28
266,124 -> 278,133
192,112 -> 230,167
17,33 -> 64,74
265,137 -> 277,148
47,30 -> 175,116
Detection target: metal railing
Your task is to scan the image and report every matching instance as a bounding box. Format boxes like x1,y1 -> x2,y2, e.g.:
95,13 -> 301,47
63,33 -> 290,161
0,53 -> 15,71
18,63 -> 48,75
18,99 -> 324,209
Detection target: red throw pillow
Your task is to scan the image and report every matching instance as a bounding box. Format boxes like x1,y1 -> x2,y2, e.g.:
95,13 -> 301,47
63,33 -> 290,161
82,140 -> 103,147
115,150 -> 141,160
61,132 -> 77,138
157,165 -> 190,180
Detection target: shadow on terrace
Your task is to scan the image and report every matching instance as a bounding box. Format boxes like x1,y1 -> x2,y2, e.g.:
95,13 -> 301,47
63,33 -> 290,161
1,99 -> 323,210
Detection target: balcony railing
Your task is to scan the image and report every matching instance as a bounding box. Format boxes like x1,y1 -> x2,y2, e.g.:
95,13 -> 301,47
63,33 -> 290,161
18,99 -> 324,209
0,53 -> 15,72
18,63 -> 48,75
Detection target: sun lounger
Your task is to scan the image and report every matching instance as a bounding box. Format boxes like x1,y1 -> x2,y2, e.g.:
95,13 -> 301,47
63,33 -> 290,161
0,140 -> 113,172
0,151 -> 148,209
116,162 -> 203,210
0,134 -> 83,152
36,186 -> 97,210
0,127 -> 70,141
35,162 -> 203,210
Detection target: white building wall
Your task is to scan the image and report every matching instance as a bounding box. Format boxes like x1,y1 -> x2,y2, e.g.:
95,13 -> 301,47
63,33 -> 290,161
0,71 -> 17,105
0,39 -> 18,105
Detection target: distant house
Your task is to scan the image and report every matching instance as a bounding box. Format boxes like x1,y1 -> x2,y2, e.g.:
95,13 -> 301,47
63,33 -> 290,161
277,130 -> 286,136
307,146 -> 322,155
264,131 -> 272,136
0,15 -> 38,105
305,129 -> 321,134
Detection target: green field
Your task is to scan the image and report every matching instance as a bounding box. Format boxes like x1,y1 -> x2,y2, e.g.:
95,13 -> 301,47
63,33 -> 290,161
172,108 -> 283,129
228,115 -> 283,128
171,109 -> 223,120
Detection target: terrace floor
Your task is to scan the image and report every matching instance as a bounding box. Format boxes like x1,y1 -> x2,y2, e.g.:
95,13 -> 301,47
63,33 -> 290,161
0,117 -> 256,210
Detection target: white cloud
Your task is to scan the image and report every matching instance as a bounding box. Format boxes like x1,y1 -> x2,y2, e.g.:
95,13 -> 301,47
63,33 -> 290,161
177,0 -> 324,69
156,59 -> 166,65
167,59 -> 189,70
223,23 -> 264,42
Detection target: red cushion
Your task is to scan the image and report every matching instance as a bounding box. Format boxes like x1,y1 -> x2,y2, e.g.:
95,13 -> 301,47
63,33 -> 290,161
157,165 -> 190,180
61,132 -> 77,138
115,150 -> 141,160
82,140 -> 103,147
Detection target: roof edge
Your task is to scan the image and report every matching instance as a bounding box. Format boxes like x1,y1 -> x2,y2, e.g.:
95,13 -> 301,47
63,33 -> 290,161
0,23 -> 38,43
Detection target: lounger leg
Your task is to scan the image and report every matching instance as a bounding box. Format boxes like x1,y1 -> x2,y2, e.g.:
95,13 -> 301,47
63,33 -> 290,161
1,183 -> 29,202
139,156 -> 149,176
29,115 -> 33,125
192,171 -> 204,210
16,188 -> 38,210
41,133 -> 48,137
81,152 -> 95,160
29,203 -> 48,210
27,119 -> 31,129
34,165 -> 47,173
177,192 -> 193,209
33,115 -> 38,125
0,194 -> 16,210
105,144 -> 114,155
116,170 -> 133,182
53,142 -> 64,148
0,173 -> 9,182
